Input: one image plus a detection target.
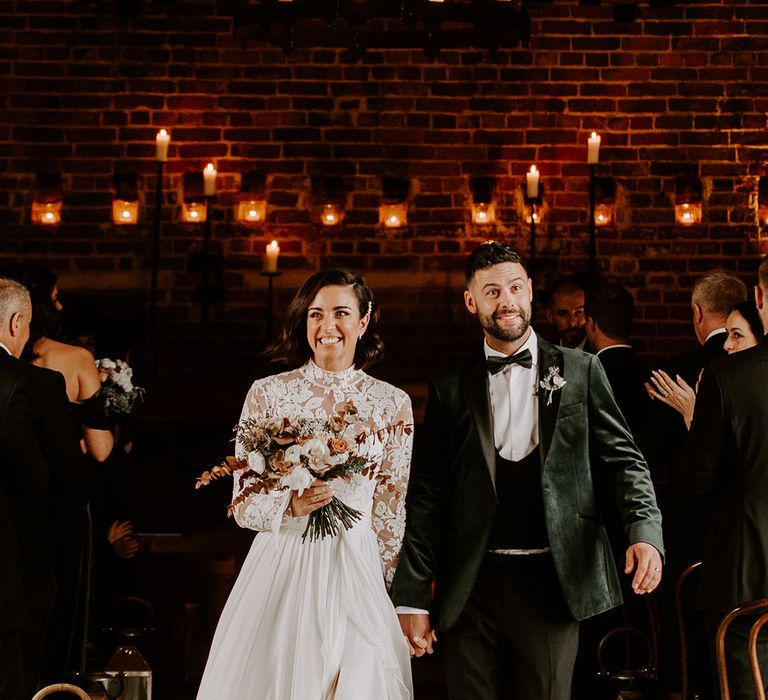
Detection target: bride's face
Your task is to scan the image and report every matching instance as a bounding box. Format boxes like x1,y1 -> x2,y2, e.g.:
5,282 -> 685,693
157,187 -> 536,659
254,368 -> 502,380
306,285 -> 369,372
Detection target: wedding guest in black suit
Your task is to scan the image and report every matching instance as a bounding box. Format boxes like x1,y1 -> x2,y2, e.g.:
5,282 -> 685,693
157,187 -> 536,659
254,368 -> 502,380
584,282 -> 651,438
681,256 -> 768,700
0,277 -> 89,698
642,270 -> 748,699
546,276 -> 592,351
391,242 -> 663,700
641,269 -> 747,480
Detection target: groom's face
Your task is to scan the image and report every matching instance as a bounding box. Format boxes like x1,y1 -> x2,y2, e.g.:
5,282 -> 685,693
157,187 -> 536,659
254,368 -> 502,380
464,262 -> 533,347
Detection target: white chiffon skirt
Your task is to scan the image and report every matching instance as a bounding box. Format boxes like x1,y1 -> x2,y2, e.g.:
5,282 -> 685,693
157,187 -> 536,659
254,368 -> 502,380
196,516 -> 413,699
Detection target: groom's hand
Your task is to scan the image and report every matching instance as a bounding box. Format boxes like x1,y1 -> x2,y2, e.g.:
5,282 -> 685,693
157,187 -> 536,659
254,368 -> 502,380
625,541 -> 663,595
398,613 -> 436,658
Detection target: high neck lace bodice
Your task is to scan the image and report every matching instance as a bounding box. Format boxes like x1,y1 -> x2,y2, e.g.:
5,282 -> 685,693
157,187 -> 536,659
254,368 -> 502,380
230,363 -> 413,587
301,360 -> 362,391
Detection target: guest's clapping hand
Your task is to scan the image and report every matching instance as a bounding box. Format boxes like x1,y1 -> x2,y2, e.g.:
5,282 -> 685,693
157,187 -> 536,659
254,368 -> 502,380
645,369 -> 697,429
107,519 -> 139,559
398,613 -> 437,658
289,480 -> 333,517
625,542 -> 662,595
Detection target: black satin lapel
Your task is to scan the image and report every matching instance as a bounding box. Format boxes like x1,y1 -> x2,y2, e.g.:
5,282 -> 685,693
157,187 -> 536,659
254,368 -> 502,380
462,357 -> 498,491
538,341 -> 563,465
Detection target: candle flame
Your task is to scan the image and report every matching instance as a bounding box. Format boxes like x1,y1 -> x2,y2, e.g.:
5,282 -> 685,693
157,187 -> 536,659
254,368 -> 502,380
529,165 -> 538,174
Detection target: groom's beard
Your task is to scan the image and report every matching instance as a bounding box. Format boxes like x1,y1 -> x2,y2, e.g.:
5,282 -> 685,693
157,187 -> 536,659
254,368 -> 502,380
478,305 -> 531,343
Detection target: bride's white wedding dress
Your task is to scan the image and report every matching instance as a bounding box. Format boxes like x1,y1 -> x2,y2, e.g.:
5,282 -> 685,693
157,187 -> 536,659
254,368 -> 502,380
197,361 -> 414,699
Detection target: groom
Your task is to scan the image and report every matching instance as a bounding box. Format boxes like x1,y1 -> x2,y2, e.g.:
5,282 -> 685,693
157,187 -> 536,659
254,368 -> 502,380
390,242 -> 664,699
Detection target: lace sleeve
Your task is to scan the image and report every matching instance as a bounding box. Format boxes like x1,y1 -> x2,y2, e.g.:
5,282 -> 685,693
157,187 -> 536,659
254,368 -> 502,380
371,390 -> 413,589
230,380 -> 290,532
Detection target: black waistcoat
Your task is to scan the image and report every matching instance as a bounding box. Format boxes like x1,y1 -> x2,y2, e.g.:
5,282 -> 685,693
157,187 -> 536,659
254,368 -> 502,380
487,448 -> 549,550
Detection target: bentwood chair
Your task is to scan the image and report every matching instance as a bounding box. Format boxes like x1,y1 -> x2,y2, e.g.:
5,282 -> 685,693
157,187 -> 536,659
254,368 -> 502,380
748,611 -> 768,700
716,598 -> 768,700
675,560 -> 702,700
31,683 -> 90,699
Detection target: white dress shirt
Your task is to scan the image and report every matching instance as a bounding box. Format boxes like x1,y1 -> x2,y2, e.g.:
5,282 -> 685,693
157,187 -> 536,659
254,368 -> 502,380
0,342 -> 11,356
485,330 -> 540,461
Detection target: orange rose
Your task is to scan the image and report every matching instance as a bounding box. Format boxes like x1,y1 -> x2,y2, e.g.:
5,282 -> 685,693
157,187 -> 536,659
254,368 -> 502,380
329,438 -> 349,455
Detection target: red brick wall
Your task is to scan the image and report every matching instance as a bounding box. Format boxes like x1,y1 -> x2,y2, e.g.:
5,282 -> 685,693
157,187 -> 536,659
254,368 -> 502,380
2,0 -> 767,386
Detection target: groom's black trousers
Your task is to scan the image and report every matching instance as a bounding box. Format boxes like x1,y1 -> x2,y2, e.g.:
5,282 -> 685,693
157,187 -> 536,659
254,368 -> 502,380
439,552 -> 579,700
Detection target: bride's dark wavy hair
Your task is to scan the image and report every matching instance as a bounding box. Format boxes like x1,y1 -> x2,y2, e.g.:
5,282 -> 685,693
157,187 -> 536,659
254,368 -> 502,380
265,269 -> 384,371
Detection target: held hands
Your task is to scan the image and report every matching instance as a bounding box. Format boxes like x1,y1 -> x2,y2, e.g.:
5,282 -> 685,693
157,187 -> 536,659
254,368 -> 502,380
645,370 -> 697,429
398,613 -> 438,658
289,480 -> 332,517
625,542 -> 662,595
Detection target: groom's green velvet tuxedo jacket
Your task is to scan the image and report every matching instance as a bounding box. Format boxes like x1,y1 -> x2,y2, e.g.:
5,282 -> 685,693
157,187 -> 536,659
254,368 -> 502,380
390,336 -> 664,629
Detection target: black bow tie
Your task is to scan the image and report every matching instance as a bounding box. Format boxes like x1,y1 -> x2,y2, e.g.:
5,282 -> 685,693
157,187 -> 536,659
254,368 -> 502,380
486,348 -> 533,374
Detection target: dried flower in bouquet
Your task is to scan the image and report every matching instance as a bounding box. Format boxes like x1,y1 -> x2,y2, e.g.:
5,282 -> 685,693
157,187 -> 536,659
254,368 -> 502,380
196,401 -> 412,542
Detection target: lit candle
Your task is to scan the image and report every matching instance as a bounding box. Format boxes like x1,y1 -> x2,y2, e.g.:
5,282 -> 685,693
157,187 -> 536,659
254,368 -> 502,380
264,240 -> 280,273
156,129 -> 170,162
526,165 -> 540,199
203,163 -> 217,196
587,132 -> 601,164
322,204 -> 340,226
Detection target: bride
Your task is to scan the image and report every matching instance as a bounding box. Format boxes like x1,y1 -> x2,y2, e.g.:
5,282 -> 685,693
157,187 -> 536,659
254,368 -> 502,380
197,269 -> 414,699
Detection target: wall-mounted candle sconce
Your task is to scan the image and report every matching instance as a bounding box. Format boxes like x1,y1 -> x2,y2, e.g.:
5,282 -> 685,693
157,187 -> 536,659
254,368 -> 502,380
31,201 -> 63,226
674,175 -> 703,227
470,176 -> 496,226
31,172 -> 62,226
312,175 -> 347,227
112,172 -> 139,225
379,177 -> 410,229
321,203 -> 344,226
181,172 -> 207,223
236,171 -> 267,224
593,177 -> 616,228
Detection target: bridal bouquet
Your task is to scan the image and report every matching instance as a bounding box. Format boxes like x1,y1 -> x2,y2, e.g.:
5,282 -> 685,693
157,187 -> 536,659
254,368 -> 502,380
196,401 -> 410,542
95,358 -> 145,414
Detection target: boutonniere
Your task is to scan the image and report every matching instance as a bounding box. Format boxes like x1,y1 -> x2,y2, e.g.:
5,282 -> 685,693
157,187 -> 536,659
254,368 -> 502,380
540,366 -> 567,406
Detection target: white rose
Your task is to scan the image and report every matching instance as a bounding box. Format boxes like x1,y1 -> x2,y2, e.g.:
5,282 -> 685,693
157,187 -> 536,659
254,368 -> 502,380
114,372 -> 134,392
283,444 -> 303,465
301,438 -> 330,470
97,358 -> 116,371
247,451 -> 266,474
281,466 -> 313,495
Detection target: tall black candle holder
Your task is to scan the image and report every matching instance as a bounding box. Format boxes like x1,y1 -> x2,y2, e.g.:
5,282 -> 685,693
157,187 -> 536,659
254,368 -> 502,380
260,270 -> 281,342
200,195 -> 215,367
524,187 -> 543,288
588,163 -> 597,275
150,160 -> 164,374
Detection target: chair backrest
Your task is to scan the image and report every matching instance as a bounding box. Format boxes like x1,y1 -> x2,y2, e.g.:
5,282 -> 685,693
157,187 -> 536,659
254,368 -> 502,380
716,598 -> 768,700
748,611 -> 768,700
31,683 -> 91,700
676,560 -> 702,700
597,625 -> 656,679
